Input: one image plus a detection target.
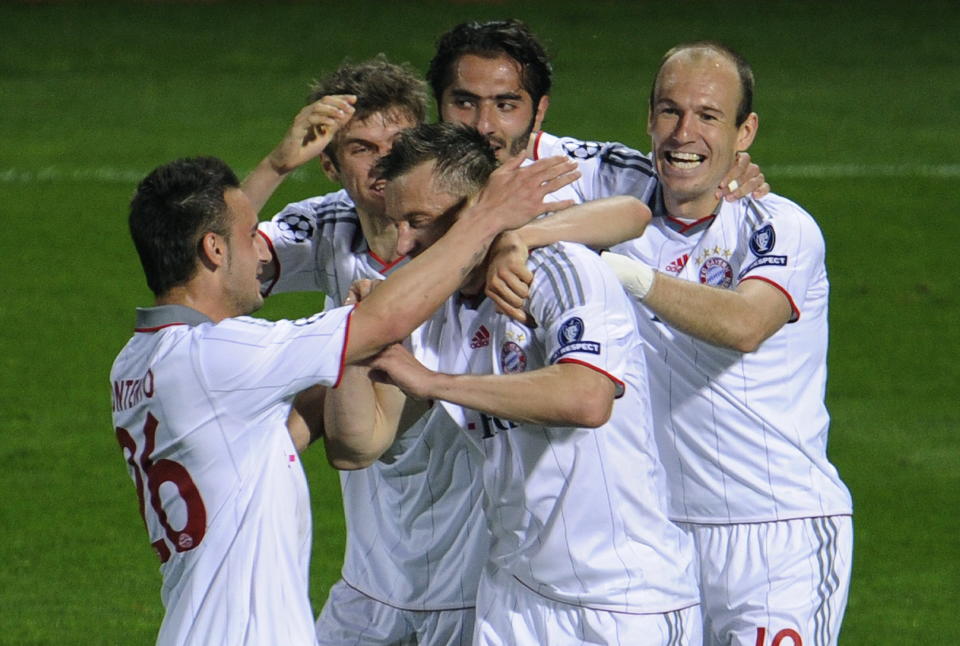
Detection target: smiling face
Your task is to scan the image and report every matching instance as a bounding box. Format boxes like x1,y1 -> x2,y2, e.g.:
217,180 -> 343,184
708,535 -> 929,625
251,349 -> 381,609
648,49 -> 758,218
323,107 -> 418,219
439,53 -> 548,161
221,188 -> 271,316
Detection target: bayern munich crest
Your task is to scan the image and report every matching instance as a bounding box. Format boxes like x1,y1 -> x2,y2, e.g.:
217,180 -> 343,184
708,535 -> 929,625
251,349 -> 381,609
500,341 -> 527,374
699,257 -> 734,287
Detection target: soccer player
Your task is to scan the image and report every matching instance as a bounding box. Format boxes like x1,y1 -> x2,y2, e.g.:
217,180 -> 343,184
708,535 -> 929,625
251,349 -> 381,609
427,19 -> 767,205
491,42 -> 854,646
355,122 -> 703,645
242,56 -> 650,646
244,59 -> 488,643
109,146 -> 578,645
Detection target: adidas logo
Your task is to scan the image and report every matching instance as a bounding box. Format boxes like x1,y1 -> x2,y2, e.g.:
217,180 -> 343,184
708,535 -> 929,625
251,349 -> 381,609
470,325 -> 491,349
665,253 -> 690,274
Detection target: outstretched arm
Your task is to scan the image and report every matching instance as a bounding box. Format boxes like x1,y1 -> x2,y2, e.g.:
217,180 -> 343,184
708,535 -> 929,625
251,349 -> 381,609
242,95 -> 356,213
370,344 -> 616,429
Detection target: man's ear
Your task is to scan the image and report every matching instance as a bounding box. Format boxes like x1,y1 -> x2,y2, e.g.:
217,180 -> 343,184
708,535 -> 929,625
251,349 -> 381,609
320,152 -> 339,183
533,94 -> 550,132
736,112 -> 759,152
199,231 -> 227,270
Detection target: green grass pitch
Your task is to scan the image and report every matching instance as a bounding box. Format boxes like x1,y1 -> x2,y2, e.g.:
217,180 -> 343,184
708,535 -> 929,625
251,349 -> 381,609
1,1 -> 957,643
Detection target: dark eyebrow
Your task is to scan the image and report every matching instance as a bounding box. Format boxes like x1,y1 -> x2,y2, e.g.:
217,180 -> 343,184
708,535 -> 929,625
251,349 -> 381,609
450,89 -> 523,102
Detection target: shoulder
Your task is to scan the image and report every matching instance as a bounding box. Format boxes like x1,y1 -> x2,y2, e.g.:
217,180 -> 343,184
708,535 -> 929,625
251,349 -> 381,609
742,193 -> 824,243
535,131 -> 652,169
259,189 -> 358,240
528,242 -> 607,308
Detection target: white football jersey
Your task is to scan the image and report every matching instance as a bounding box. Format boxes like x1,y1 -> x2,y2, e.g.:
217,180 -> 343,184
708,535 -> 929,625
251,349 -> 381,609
259,191 -> 488,610
422,243 -> 699,613
258,189 -> 408,304
532,131 -> 658,206
611,192 -> 853,524
110,304 -> 353,646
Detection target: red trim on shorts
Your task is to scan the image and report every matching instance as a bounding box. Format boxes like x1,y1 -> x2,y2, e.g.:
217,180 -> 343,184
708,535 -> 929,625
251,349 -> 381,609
532,130 -> 545,160
557,358 -> 626,398
134,323 -> 187,333
740,275 -> 800,322
332,307 -> 355,388
258,230 -> 281,297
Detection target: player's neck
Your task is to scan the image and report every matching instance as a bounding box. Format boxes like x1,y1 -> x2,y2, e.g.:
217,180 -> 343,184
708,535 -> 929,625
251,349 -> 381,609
357,209 -> 402,262
155,282 -> 233,324
664,192 -> 721,223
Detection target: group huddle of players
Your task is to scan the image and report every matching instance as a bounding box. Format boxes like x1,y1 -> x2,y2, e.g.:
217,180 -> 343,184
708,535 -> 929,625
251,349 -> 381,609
111,19 -> 853,646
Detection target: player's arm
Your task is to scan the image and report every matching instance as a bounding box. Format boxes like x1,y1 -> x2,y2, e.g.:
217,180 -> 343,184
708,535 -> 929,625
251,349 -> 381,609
287,385 -> 326,452
602,252 -> 792,352
242,95 -> 356,213
371,344 -> 616,428
321,365 -> 426,469
343,155 -> 579,364
485,196 -> 651,322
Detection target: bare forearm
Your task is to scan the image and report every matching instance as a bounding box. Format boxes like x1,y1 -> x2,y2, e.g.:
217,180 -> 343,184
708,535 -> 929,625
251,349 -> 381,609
421,365 -> 614,428
516,197 -> 650,250
323,368 -> 404,469
241,157 -> 288,215
644,273 -> 787,352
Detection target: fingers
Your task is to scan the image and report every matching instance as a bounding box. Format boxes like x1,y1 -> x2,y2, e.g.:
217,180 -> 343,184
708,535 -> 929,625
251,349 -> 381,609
300,95 -> 356,145
718,152 -> 768,201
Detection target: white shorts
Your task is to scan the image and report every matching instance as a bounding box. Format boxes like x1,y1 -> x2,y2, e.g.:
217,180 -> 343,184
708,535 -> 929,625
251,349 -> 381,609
680,515 -> 853,646
315,579 -> 475,646
473,565 -> 702,646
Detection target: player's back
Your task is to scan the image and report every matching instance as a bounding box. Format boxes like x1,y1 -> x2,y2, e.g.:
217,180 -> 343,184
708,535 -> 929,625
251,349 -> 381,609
110,306 -> 318,646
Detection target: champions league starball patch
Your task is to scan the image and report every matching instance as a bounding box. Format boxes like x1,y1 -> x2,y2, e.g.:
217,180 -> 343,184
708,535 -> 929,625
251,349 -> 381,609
699,257 -> 734,287
750,224 -> 776,255
561,140 -> 603,160
500,341 -> 527,374
277,213 -> 315,243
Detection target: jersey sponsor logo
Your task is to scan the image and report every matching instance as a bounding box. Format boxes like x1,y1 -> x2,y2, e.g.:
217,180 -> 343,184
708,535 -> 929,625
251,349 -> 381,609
738,255 -> 788,279
111,369 -> 155,412
470,325 -> 491,349
750,223 -> 777,255
277,212 -> 315,243
665,253 -> 690,273
499,341 -> 527,374
561,140 -> 603,160
468,412 -> 519,439
699,256 -> 734,287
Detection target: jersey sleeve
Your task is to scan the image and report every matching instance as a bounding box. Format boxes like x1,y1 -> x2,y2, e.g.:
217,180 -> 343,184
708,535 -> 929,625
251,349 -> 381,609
536,133 -> 659,204
525,244 -> 633,396
258,201 -> 329,296
198,306 -> 354,405
737,197 -> 826,322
